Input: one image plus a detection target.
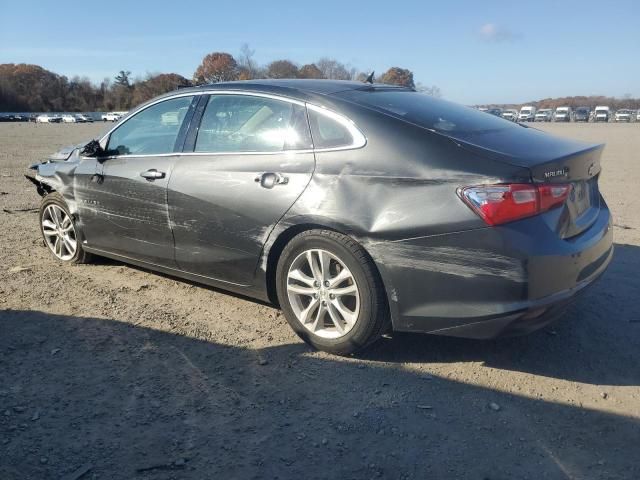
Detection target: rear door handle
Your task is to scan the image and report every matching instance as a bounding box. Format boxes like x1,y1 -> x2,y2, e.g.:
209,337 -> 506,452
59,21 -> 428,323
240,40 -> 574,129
140,169 -> 165,180
255,172 -> 289,189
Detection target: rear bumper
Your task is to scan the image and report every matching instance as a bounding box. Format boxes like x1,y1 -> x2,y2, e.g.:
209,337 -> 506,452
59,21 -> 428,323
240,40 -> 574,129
424,252 -> 610,338
373,201 -> 613,337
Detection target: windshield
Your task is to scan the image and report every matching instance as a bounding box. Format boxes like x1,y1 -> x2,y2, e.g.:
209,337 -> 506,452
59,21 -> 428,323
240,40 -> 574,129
595,109 -> 607,114
336,89 -> 518,138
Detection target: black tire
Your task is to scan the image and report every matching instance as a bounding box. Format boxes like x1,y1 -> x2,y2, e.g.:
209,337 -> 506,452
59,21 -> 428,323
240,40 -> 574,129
276,229 -> 390,355
39,192 -> 92,264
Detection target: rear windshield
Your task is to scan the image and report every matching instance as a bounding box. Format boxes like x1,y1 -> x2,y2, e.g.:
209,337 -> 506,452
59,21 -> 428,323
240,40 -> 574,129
336,90 -> 518,139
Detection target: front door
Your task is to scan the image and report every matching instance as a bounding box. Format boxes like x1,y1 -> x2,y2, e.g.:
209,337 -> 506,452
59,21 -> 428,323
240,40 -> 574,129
80,95 -> 196,266
168,93 -> 315,285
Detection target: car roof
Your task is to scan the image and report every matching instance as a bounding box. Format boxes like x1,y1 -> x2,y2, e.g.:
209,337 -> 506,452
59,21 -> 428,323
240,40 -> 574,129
164,79 -> 411,102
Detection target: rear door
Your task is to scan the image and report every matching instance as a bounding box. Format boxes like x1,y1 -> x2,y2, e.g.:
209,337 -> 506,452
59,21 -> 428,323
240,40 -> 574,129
80,95 -> 197,265
167,93 -> 315,285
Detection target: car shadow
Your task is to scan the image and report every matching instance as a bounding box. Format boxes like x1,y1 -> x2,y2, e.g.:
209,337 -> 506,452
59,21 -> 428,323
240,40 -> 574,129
85,242 -> 639,387
1,309 -> 639,479
361,243 -> 640,387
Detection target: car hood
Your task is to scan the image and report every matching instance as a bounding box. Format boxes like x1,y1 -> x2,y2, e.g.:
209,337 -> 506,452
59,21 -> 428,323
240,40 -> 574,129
48,144 -> 81,161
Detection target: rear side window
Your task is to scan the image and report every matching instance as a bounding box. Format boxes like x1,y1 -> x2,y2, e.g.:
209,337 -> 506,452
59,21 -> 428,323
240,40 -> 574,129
308,109 -> 353,149
195,95 -> 312,153
336,90 -> 519,140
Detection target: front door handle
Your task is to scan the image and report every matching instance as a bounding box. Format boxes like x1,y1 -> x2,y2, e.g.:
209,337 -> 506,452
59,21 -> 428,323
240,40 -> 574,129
255,172 -> 289,189
140,169 -> 165,180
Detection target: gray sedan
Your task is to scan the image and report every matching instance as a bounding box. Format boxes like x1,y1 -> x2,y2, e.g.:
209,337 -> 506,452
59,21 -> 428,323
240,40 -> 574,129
28,80 -> 613,355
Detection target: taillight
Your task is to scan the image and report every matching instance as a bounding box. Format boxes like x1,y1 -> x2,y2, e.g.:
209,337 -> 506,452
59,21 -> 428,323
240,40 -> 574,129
459,183 -> 571,226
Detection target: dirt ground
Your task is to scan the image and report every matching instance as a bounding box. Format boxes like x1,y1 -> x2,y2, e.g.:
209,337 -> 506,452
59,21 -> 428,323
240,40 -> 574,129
1,121 -> 639,480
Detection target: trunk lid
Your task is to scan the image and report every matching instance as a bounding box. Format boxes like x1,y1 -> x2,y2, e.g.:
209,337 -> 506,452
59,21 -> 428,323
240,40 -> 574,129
454,126 -> 604,238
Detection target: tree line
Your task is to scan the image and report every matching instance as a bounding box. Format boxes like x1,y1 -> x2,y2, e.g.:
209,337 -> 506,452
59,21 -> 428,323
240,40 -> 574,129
0,46 -> 436,112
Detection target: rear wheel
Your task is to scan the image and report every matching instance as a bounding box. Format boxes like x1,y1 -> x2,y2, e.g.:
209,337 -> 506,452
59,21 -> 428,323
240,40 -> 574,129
39,193 -> 92,264
276,230 -> 389,355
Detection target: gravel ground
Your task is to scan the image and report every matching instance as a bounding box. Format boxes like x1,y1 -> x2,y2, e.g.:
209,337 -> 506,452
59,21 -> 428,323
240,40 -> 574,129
1,122 -> 639,480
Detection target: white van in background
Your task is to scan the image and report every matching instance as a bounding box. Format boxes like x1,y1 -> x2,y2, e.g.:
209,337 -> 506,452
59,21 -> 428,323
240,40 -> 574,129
594,106 -> 611,122
518,105 -> 536,122
554,107 -> 572,122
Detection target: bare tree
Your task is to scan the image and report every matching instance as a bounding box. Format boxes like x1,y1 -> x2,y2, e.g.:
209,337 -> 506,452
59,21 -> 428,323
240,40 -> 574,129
316,58 -> 351,80
238,43 -> 257,79
416,83 -> 442,98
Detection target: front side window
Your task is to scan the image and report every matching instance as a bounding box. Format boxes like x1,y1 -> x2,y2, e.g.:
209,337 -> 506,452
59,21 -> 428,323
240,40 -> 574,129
194,95 -> 312,153
107,96 -> 194,155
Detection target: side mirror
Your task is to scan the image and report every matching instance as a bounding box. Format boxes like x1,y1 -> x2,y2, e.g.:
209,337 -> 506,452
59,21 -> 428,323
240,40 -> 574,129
80,140 -> 106,158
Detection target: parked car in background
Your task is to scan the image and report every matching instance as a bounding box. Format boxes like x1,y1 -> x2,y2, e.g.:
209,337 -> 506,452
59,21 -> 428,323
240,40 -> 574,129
26,79 -> 613,355
637,110 -> 640,122
614,109 -> 633,122
534,109 -> 553,122
486,107 -> 503,117
0,114 -> 30,122
554,107 -> 572,122
36,114 -> 61,123
594,106 -> 611,122
101,112 -> 121,122
501,109 -> 518,122
518,105 -> 536,122
74,114 -> 93,123
61,114 -> 77,123
574,107 -> 591,122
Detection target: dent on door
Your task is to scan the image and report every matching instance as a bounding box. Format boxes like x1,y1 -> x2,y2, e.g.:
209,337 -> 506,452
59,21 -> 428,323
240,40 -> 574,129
168,151 -> 315,285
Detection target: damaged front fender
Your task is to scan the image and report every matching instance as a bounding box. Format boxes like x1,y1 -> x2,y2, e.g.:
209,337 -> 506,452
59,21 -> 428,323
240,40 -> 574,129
24,144 -> 99,220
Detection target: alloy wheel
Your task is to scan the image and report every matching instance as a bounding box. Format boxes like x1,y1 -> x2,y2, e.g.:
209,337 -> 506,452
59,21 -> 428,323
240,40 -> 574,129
286,249 -> 360,339
42,204 -> 77,261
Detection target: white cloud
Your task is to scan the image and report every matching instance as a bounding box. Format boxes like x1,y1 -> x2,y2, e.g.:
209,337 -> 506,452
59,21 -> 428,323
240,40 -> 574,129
478,23 -> 521,43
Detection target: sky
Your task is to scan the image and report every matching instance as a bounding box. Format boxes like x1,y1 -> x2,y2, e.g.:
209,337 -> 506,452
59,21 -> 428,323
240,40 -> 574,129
1,0 -> 639,105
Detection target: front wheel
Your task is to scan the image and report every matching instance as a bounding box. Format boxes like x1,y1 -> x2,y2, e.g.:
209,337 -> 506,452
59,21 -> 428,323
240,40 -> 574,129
39,193 -> 92,264
276,230 -> 390,355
